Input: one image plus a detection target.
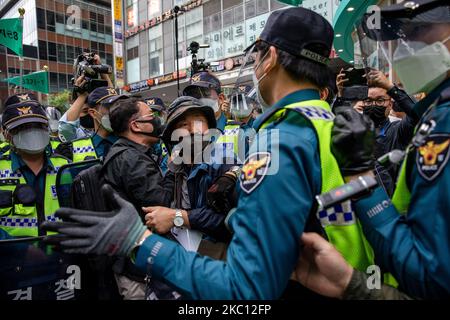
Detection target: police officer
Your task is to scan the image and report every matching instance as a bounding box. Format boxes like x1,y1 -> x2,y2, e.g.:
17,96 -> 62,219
0,93 -> 69,237
330,0 -> 450,299
56,87 -> 125,162
183,71 -> 229,131
217,91 -> 258,161
43,7 -> 377,299
145,97 -> 169,174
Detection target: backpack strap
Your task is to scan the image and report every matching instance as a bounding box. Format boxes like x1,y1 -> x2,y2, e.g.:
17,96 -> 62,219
101,147 -> 129,171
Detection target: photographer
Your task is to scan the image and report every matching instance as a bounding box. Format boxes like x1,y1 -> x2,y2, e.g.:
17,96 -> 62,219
58,54 -> 113,143
334,68 -> 418,196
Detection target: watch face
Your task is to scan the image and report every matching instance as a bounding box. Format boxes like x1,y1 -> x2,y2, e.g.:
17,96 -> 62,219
174,216 -> 184,227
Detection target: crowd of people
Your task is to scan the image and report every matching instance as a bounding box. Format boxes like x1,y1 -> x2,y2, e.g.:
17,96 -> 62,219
0,0 -> 449,301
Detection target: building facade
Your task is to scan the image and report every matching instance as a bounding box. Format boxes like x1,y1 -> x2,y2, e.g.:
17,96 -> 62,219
0,0 -> 114,106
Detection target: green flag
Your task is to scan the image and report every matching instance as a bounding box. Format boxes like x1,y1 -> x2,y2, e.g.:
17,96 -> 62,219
3,71 -> 49,94
0,18 -> 23,56
277,0 -> 303,5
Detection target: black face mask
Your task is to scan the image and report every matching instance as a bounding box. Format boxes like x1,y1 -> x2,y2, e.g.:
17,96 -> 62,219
80,114 -> 94,130
363,105 -> 388,127
132,117 -> 163,138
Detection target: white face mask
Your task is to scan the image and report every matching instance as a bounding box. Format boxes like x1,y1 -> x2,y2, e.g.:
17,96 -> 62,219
252,50 -> 272,111
199,98 -> 220,113
393,36 -> 450,94
13,128 -> 50,154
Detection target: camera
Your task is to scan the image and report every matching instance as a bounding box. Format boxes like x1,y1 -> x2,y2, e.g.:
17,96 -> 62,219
72,52 -> 112,98
188,41 -> 210,76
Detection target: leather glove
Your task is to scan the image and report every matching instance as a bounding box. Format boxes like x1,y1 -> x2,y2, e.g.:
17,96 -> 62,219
41,185 -> 147,257
331,105 -> 376,176
207,171 -> 238,214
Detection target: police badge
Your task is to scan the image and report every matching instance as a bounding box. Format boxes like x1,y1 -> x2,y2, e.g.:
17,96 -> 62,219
240,152 -> 271,194
417,134 -> 450,181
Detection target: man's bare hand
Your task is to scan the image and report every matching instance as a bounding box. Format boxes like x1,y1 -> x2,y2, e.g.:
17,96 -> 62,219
336,68 -> 349,97
143,206 -> 176,234
367,70 -> 394,91
295,232 -> 353,299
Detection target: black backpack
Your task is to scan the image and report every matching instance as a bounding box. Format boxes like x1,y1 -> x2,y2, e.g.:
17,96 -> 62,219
59,147 -> 127,211
55,147 -> 128,300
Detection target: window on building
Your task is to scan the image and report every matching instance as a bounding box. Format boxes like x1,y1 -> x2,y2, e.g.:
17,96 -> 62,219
256,0 -> 269,15
127,46 -> 139,60
91,22 -> 97,33
105,25 -> 112,35
66,45 -> 74,61
106,53 -> 113,68
58,73 -> 67,89
37,8 -> 46,29
245,0 -> 256,19
235,5 -> 244,23
57,44 -> 66,63
149,24 -> 163,77
50,72 -> 58,93
270,0 -> 287,10
46,10 -> 55,32
39,40 -> 47,60
56,13 -> 64,24
223,9 -> 234,28
48,42 -> 57,61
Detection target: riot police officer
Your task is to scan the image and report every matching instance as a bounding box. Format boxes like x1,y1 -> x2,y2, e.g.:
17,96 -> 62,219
331,0 -> 450,299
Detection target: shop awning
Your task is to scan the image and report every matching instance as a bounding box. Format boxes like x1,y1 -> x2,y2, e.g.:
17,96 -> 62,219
332,0 -> 378,63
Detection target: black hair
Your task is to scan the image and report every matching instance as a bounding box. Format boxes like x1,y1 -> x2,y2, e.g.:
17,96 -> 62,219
109,98 -> 141,135
256,41 -> 331,90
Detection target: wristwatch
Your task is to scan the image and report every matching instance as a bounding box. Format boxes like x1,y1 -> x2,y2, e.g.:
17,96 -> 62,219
226,166 -> 242,179
173,209 -> 184,228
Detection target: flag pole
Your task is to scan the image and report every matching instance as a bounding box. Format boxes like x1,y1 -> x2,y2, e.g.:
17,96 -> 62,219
18,7 -> 25,93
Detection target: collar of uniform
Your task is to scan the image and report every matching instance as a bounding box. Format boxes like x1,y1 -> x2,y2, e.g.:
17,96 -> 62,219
11,147 -> 55,173
91,133 -> 119,149
253,89 -> 321,130
414,78 -> 450,118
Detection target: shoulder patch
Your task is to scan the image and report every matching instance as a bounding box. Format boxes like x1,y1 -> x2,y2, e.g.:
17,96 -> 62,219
416,134 -> 450,182
240,152 -> 271,194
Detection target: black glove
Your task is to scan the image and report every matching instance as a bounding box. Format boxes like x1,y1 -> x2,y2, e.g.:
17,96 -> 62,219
207,172 -> 238,214
331,105 -> 376,176
41,185 -> 147,257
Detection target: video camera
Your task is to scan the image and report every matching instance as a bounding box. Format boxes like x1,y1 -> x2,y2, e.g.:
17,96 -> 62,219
188,41 -> 210,76
72,52 -> 112,99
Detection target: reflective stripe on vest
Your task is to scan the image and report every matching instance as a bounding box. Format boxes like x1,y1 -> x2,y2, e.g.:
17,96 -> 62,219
72,138 -> 97,163
0,156 -> 68,237
392,155 -> 412,215
216,124 -> 240,158
260,99 -> 375,271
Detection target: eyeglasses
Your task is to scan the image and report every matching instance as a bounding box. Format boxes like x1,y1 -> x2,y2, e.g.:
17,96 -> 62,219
362,98 -> 390,107
134,113 -> 155,123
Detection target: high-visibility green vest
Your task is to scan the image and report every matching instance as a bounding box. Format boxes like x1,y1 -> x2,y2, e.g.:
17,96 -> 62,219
216,121 -> 241,158
260,99 -> 375,271
0,155 -> 68,237
0,141 -> 10,156
50,139 -> 61,151
72,137 -> 98,163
